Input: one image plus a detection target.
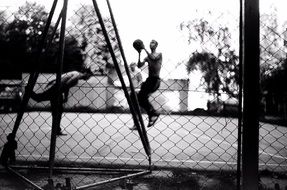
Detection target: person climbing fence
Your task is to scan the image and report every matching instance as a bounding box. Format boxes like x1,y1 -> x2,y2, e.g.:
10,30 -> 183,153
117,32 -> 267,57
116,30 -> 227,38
31,69 -> 93,135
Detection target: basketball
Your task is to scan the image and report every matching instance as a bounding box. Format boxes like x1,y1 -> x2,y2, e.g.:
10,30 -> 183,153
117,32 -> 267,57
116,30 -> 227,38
133,39 -> 145,53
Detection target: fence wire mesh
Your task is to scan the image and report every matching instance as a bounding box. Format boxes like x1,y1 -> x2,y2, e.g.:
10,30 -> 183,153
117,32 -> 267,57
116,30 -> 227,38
0,1 -> 287,189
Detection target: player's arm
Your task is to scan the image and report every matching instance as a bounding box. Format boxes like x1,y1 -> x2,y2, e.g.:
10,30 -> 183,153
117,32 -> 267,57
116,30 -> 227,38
157,53 -> 163,64
137,52 -> 147,68
65,77 -> 79,88
45,79 -> 56,89
64,72 -> 81,88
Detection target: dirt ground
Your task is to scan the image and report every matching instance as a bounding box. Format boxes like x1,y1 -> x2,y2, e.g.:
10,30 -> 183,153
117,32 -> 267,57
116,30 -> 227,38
1,166 -> 287,190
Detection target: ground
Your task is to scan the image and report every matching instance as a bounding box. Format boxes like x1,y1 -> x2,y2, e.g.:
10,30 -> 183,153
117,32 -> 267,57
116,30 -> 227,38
1,112 -> 287,189
0,167 -> 287,190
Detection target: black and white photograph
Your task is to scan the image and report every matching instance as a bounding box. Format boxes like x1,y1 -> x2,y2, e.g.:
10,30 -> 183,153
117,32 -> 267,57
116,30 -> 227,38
0,0 -> 286,189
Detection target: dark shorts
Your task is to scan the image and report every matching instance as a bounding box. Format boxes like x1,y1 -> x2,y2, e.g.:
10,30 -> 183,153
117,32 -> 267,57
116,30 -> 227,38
137,76 -> 161,115
140,76 -> 161,95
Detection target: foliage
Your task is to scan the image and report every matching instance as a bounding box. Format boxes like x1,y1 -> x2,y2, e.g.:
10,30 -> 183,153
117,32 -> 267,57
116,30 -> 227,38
262,60 -> 287,94
180,16 -> 239,99
0,10 -> 21,79
0,2 -> 85,76
187,51 -> 239,99
259,6 -> 287,98
260,7 -> 285,82
69,5 -> 120,77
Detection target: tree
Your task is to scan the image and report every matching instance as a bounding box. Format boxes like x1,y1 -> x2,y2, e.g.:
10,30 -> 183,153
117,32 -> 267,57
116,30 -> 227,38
260,6 -> 285,82
5,2 -> 49,72
260,6 -> 287,95
0,10 -> 7,38
262,60 -> 287,93
3,2 -> 85,73
63,36 -> 85,72
0,10 -> 22,79
180,15 -> 239,100
186,51 -> 239,100
69,4 -> 121,80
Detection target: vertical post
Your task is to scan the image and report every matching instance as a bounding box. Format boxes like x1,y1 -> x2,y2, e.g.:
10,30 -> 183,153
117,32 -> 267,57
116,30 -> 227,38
242,0 -> 260,189
106,86 -> 115,108
11,0 -> 59,136
106,0 -> 151,158
48,178 -> 55,190
179,79 -> 189,112
284,29 -> 287,120
48,0 -> 68,178
237,0 -> 243,189
91,0 -> 151,157
65,178 -> 72,190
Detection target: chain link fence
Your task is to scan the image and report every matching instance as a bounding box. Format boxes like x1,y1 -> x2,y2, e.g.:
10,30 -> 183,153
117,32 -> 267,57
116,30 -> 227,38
0,1 -> 287,189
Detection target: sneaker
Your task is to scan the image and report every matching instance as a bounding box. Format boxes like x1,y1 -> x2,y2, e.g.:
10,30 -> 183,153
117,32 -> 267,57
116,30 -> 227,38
147,113 -> 160,128
129,126 -> 138,130
56,130 -> 67,136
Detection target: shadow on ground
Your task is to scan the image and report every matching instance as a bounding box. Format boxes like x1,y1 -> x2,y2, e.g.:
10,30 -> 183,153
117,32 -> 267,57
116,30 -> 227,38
1,167 -> 287,190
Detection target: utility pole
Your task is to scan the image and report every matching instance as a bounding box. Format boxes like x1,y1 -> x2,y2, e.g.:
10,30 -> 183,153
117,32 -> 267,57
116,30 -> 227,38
242,0 -> 260,189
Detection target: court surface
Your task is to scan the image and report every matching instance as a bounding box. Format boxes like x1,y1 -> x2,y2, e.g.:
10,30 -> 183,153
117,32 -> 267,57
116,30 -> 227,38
0,112 -> 286,171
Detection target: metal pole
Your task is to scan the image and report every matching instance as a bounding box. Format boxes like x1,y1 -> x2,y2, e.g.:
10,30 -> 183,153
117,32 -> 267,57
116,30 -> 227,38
7,167 -> 44,190
106,0 -> 151,160
75,170 -> 151,190
48,0 -> 68,178
91,0 -> 151,157
237,0 -> 243,189
46,10 -> 63,52
242,0 -> 260,189
11,0 -> 59,137
12,165 -> 145,174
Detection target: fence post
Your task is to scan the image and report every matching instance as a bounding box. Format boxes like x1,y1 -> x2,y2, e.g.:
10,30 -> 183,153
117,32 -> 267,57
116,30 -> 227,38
106,85 -> 115,108
179,79 -> 189,112
242,0 -> 260,189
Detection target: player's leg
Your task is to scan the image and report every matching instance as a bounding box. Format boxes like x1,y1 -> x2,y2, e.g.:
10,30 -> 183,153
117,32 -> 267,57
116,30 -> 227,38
31,85 -> 56,102
137,81 -> 151,115
138,77 -> 161,127
51,97 -> 66,136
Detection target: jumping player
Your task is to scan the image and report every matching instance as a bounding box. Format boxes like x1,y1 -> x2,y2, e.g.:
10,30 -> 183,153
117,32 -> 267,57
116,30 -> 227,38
131,39 -> 162,129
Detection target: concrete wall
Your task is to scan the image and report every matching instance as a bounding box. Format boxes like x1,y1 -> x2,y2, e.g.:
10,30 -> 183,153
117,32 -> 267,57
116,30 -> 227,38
23,73 -> 190,112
